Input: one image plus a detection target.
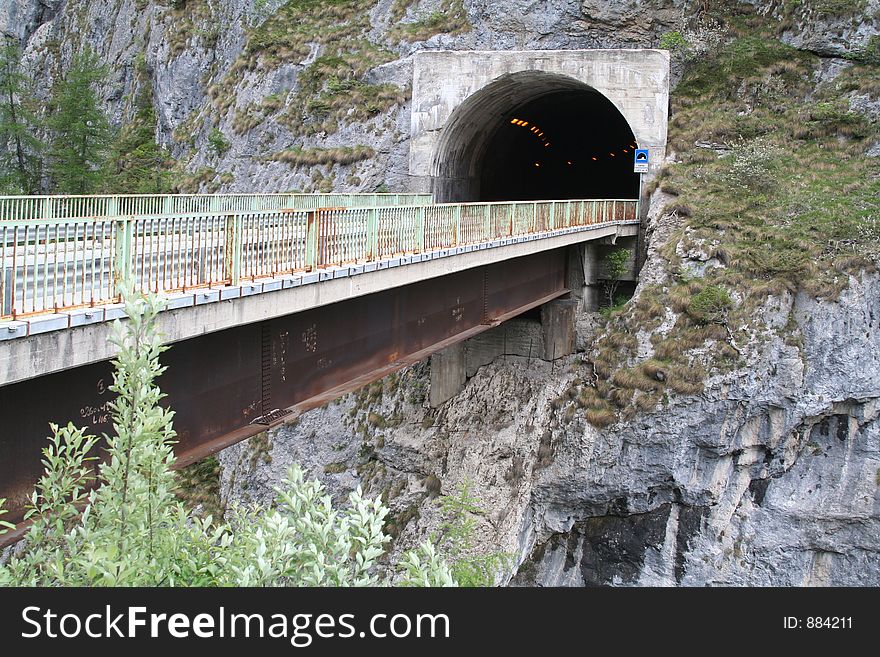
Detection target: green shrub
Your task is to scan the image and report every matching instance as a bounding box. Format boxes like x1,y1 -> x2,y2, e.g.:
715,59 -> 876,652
687,285 -> 733,324
602,248 -> 631,307
725,138 -> 780,192
660,31 -> 689,54
207,128 -> 230,156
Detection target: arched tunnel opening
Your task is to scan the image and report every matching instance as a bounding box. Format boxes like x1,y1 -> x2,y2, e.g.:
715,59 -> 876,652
432,72 -> 641,203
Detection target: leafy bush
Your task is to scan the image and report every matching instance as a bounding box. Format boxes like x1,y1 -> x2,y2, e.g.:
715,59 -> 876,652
660,31 -> 689,54
207,128 -> 230,156
724,138 -> 780,192
0,284 -> 454,587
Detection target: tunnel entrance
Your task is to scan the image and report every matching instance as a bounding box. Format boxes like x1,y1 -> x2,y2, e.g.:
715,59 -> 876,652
431,71 -> 640,203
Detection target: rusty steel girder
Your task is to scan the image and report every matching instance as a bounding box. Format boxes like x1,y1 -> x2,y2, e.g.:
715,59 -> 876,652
0,249 -> 568,529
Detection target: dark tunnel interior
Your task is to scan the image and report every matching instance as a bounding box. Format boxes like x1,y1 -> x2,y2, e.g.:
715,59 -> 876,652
478,89 -> 640,202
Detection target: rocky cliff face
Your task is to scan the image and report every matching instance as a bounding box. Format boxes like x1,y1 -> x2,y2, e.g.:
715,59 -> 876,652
6,1 -> 879,585
514,211 -> 880,586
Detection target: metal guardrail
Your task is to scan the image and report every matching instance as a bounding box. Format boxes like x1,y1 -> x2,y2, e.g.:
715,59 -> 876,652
0,198 -> 638,320
0,193 -> 435,222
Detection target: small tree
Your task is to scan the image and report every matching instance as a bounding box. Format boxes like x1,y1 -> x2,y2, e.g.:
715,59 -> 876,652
0,38 -> 43,193
0,284 -> 454,587
659,31 -> 689,60
207,128 -> 230,157
47,48 -> 111,194
434,481 -> 511,587
104,58 -> 172,193
602,248 -> 630,308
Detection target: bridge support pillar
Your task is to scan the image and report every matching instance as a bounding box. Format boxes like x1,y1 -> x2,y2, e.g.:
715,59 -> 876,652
581,243 -> 602,312
541,299 -> 577,361
429,342 -> 466,407
583,242 -> 608,313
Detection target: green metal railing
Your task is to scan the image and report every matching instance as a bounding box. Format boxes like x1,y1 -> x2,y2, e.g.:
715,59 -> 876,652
0,193 -> 434,222
0,198 -> 638,320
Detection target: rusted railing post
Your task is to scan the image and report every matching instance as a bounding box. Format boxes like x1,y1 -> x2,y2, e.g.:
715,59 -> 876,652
305,210 -> 319,271
224,213 -> 242,286
366,208 -> 379,260
416,205 -> 426,252
112,217 -> 133,298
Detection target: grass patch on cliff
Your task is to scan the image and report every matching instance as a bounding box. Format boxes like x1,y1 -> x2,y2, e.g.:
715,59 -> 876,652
667,31 -> 880,296
208,0 -> 405,137
174,455 -> 225,521
389,0 -> 417,23
267,145 -> 375,166
388,0 -> 471,43
282,51 -> 408,136
163,0 -> 216,58
232,93 -> 287,134
776,0 -> 869,33
171,166 -> 233,193
567,10 -> 880,428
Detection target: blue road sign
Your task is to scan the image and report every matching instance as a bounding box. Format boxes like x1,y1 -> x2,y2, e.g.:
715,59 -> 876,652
634,149 -> 649,173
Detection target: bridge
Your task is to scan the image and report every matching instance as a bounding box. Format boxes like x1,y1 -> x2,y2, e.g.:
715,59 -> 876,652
0,48 -> 668,533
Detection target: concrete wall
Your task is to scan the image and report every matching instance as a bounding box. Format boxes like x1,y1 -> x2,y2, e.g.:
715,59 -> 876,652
429,299 -> 577,408
409,49 -> 670,193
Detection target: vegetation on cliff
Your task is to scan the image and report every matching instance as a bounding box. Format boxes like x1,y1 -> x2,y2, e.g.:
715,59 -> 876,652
566,4 -> 879,427
211,0 -> 406,140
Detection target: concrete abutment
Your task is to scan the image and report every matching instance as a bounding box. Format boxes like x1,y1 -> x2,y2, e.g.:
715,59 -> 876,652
429,298 -> 579,407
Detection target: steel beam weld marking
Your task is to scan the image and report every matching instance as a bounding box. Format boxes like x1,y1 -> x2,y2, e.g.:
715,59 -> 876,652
260,322 -> 272,416
481,268 -> 489,324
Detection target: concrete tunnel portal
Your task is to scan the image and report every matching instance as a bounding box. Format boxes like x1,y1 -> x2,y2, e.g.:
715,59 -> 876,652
432,71 -> 641,203
409,50 -> 669,203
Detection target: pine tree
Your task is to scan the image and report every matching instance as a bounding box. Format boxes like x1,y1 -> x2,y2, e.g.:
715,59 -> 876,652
47,48 -> 111,194
0,38 -> 43,194
104,56 -> 173,193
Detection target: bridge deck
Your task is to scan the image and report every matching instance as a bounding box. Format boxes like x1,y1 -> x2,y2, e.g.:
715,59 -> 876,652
1,197 -> 638,324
